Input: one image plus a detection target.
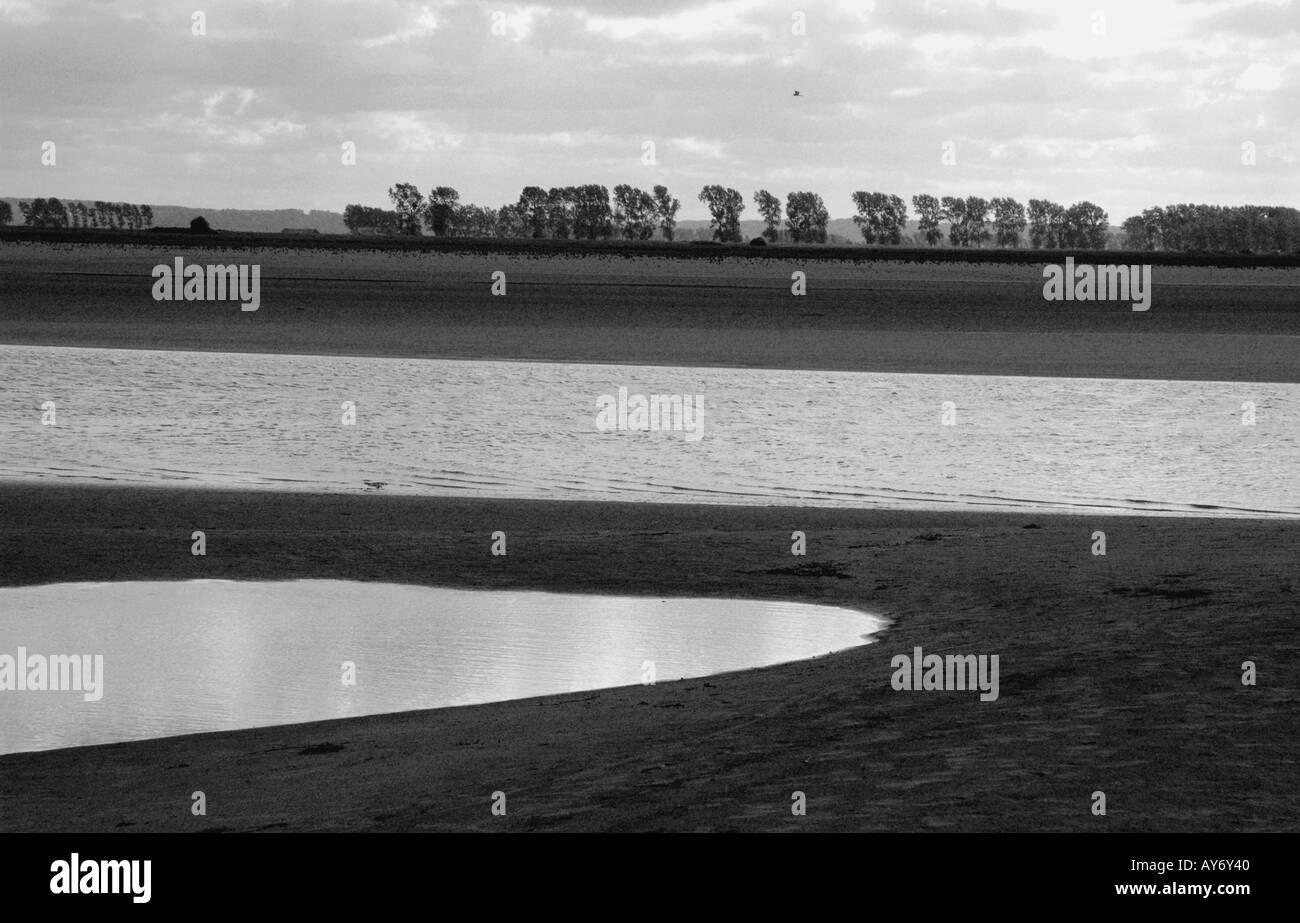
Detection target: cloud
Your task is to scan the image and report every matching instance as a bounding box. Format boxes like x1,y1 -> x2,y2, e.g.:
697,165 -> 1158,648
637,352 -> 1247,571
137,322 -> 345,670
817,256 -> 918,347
0,0 -> 1294,221
585,0 -> 767,42
362,3 -> 440,47
868,0 -> 1055,37
669,136 -> 728,159
1195,0 -> 1298,37
1235,61 -> 1285,90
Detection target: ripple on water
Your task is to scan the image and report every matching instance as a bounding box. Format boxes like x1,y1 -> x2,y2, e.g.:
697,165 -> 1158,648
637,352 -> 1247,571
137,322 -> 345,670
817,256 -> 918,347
1,345 -> 1297,517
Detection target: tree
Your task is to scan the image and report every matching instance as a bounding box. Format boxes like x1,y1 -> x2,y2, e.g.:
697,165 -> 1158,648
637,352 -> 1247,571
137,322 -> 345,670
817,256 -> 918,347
990,197 -> 1026,247
387,182 -> 425,235
0,200 -> 11,227
1062,201 -> 1109,249
517,186 -> 550,238
612,184 -> 656,240
785,191 -> 829,243
454,204 -> 496,237
190,215 -> 213,233
1121,214 -> 1151,249
912,194 -> 944,246
343,203 -> 367,233
961,196 -> 990,247
343,204 -> 399,234
141,204 -> 153,228
652,185 -> 679,241
851,192 -> 880,243
545,186 -> 576,239
1027,199 -> 1067,248
573,184 -> 612,239
881,194 -> 908,244
494,203 -> 526,238
19,197 -> 69,228
941,196 -> 967,246
851,191 -> 908,244
698,185 -> 745,242
423,186 -> 460,236
754,189 -> 782,242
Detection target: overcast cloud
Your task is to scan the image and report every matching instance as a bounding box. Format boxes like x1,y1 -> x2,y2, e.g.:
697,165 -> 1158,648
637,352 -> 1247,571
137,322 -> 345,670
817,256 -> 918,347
1,0 -> 1295,220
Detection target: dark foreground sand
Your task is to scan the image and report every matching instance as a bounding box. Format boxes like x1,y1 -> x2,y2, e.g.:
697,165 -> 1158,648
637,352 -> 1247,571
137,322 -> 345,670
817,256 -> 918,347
1,484 -> 1295,832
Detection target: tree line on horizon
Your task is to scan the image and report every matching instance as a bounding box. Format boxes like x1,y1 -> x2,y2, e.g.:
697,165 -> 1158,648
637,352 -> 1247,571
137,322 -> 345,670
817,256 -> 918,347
352,182 -> 1290,251
5,188 -> 1295,253
346,183 -> 685,241
1,198 -> 154,230
344,183 -> 1121,249
1121,204 -> 1300,253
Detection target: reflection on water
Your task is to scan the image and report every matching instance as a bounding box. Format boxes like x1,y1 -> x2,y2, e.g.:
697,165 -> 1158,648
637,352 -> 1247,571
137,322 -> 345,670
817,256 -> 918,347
0,580 -> 882,755
1,345 -> 1297,516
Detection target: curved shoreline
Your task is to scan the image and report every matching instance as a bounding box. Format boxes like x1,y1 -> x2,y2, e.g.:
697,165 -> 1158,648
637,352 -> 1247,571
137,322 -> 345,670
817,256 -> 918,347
0,578 -> 888,756
1,483 -> 1295,832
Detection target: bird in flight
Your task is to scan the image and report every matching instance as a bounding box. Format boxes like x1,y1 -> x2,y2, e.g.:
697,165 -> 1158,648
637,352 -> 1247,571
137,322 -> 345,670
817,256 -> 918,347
793,90 -> 801,96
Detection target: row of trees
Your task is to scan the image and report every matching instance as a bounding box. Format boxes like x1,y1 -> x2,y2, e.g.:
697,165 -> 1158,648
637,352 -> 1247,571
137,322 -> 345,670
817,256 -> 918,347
661,189 -> 1105,249
3,198 -> 154,229
743,189 -> 832,243
1121,204 -> 1300,253
5,188 -> 1293,253
349,182 -> 837,244
851,194 -> 1108,249
344,183 -> 1117,249
347,183 -> 686,241
3,190 -> 1293,253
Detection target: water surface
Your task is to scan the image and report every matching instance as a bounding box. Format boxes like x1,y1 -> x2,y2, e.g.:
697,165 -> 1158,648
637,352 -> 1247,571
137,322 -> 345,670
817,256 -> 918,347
2,345 -> 1297,516
0,580 -> 881,754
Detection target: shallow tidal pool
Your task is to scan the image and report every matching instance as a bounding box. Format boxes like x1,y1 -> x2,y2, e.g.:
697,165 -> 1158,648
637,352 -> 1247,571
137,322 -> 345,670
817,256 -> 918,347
0,579 -> 883,754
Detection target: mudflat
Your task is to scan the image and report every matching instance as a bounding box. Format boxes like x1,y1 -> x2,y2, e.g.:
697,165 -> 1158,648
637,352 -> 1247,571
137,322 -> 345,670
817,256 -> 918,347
3,241 -> 1298,381
0,484 -> 1294,832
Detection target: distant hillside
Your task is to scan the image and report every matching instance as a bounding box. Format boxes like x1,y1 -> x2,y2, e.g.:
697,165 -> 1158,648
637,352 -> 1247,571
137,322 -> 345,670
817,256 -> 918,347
145,205 -> 347,233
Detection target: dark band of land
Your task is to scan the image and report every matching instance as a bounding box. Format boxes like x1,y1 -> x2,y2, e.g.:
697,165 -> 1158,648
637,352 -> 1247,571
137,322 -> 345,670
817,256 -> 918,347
3,240 -> 1298,381
6,227 -> 1300,267
1,483 -> 1295,832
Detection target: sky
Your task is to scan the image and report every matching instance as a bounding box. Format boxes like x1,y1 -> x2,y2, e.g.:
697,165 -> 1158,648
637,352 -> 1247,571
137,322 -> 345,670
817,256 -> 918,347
1,0 -> 1295,221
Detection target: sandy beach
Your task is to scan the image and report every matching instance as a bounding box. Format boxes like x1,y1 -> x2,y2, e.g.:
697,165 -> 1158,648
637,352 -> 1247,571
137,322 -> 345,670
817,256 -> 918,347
1,483 -> 1295,832
2,241 -> 1296,832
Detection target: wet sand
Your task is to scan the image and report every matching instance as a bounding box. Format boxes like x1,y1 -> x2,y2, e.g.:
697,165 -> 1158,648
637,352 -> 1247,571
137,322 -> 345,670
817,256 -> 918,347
3,241 -> 1299,381
1,484 -> 1295,832
2,241 -> 1295,831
